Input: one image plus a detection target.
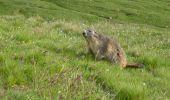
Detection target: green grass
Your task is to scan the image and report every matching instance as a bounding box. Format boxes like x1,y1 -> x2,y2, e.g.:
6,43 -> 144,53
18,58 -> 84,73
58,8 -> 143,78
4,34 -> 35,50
0,0 -> 170,100
1,0 -> 170,28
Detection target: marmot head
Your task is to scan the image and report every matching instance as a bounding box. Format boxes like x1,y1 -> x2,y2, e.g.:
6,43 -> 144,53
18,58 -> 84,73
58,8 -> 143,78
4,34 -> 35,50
82,29 -> 99,41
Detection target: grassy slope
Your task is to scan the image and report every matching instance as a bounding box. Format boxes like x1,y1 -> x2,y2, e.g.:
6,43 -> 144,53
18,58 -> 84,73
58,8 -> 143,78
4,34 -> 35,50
1,0 -> 170,28
0,0 -> 170,100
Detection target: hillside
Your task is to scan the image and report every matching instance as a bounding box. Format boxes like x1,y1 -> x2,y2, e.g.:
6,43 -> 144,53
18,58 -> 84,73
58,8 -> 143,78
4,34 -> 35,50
1,0 -> 170,28
0,0 -> 170,100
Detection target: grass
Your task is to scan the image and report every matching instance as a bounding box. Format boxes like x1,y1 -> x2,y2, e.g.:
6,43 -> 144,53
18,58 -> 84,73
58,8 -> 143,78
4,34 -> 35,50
0,0 -> 170,100
0,15 -> 169,100
1,0 -> 170,28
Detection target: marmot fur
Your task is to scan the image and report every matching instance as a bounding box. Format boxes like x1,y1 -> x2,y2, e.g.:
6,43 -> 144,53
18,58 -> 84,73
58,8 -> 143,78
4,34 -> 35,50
82,29 -> 144,68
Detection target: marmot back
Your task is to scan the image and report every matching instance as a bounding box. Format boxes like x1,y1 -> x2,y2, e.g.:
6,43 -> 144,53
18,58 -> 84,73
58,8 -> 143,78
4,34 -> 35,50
82,29 -> 144,68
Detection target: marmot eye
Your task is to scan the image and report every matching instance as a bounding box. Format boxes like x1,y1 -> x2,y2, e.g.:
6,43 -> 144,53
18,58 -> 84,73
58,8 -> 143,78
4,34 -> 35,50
88,30 -> 92,32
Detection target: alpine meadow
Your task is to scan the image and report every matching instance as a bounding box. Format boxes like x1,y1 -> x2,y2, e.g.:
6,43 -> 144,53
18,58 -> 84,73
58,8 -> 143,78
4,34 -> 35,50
0,0 -> 170,100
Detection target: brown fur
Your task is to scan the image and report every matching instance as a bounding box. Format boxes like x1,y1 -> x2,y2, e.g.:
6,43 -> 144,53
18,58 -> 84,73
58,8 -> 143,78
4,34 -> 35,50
82,29 -> 144,68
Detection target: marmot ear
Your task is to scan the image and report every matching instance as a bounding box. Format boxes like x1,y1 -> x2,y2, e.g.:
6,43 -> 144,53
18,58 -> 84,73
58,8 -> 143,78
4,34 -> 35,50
92,30 -> 95,34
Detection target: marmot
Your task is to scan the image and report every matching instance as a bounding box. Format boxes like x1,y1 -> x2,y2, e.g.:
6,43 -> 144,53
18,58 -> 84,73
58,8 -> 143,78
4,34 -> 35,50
82,29 -> 144,68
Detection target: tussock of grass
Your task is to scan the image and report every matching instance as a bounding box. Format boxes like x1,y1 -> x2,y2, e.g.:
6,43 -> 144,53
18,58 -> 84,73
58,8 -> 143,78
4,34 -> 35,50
0,15 -> 170,100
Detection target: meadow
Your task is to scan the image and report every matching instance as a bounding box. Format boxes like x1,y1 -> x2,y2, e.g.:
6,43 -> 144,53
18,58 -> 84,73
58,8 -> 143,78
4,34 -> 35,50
0,0 -> 170,100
